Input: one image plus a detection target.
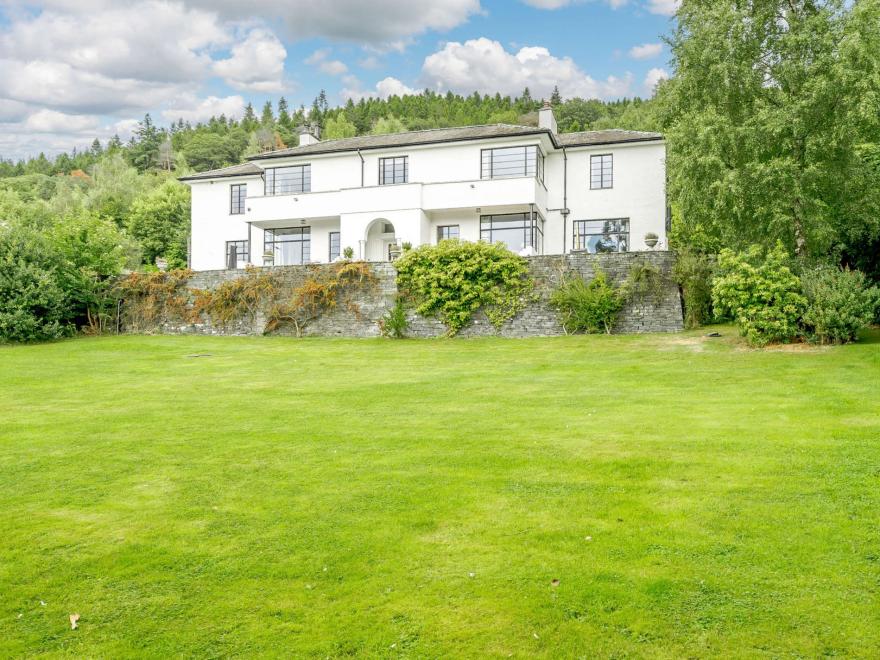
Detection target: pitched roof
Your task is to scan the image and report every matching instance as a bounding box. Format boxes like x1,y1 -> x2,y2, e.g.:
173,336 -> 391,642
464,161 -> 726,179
179,125 -> 665,182
557,129 -> 663,147
247,124 -> 550,161
178,162 -> 263,182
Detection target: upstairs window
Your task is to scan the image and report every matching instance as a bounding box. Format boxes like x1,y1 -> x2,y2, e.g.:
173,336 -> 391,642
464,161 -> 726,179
264,165 -> 311,195
481,146 -> 543,182
590,154 -> 613,189
230,183 -> 246,215
379,156 -> 408,185
572,218 -> 628,253
437,225 -> 460,242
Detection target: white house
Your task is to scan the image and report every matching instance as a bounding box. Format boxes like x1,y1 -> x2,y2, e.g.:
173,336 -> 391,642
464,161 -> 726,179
181,103 -> 667,271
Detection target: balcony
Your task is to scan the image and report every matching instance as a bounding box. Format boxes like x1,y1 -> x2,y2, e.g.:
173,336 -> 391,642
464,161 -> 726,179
245,176 -> 546,222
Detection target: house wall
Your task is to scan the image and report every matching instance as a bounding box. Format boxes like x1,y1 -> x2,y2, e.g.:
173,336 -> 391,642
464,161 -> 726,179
186,134 -> 667,272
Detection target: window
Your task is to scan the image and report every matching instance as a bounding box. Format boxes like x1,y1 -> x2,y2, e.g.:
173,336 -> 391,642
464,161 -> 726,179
225,240 -> 249,269
590,154 -> 613,189
572,219 -> 629,253
264,227 -> 311,265
437,225 -> 460,242
379,156 -> 408,185
264,165 -> 311,195
230,184 -> 246,215
480,212 -> 544,254
481,146 -> 544,182
328,231 -> 341,261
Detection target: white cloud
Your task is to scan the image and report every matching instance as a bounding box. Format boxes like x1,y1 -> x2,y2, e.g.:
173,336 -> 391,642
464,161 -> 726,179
214,29 -> 287,92
305,48 -> 349,76
14,0 -> 483,46
376,77 -> 418,98
342,76 -> 418,101
629,42 -> 663,60
24,109 -> 100,133
358,55 -> 381,69
645,0 -> 679,16
421,38 -> 631,100
0,2 -> 227,84
162,95 -> 247,123
643,67 -> 669,95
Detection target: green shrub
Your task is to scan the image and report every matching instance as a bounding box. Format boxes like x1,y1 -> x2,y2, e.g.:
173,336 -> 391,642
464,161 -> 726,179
801,266 -> 878,344
673,248 -> 716,329
712,243 -> 806,346
550,270 -> 625,335
0,225 -> 71,342
395,241 -> 533,335
625,260 -> 665,301
379,296 -> 409,338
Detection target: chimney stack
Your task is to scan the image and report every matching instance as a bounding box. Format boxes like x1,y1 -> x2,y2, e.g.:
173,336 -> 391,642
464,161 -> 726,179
538,100 -> 557,135
298,123 -> 321,146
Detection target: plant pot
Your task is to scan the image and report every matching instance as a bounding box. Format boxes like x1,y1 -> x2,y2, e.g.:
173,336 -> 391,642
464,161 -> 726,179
644,235 -> 659,249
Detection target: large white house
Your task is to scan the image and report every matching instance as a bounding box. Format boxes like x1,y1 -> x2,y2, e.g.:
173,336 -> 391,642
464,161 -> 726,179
181,104 -> 667,271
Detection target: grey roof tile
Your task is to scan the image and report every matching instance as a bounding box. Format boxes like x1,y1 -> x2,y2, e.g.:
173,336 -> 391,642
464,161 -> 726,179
179,162 -> 263,182
557,129 -> 663,147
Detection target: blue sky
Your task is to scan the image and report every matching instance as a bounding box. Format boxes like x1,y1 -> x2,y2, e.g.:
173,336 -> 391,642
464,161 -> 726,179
0,0 -> 677,159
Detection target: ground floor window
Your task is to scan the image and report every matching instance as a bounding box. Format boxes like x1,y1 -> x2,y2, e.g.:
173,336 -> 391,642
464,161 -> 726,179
480,212 -> 543,254
437,225 -> 460,242
328,231 -> 341,261
225,240 -> 248,269
265,227 -> 310,265
572,218 -> 629,253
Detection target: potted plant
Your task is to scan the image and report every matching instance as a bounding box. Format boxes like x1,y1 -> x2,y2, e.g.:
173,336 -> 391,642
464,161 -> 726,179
343,246 -> 355,260
644,232 -> 659,249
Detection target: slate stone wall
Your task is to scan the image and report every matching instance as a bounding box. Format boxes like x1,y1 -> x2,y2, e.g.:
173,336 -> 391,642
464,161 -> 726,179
145,251 -> 683,337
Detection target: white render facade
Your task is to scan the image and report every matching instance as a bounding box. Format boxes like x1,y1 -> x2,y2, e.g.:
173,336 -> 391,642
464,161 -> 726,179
181,105 -> 668,271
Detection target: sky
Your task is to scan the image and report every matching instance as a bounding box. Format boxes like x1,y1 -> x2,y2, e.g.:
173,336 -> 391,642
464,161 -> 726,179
0,0 -> 678,160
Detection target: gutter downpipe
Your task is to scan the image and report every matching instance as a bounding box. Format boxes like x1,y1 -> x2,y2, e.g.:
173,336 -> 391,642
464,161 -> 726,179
562,145 -> 568,255
357,149 -> 365,187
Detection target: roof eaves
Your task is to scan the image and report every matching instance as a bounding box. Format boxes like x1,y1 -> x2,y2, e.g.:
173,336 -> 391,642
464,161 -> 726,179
247,126 -> 559,161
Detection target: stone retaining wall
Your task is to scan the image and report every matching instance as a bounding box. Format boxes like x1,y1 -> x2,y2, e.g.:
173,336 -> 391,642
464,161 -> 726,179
148,251 -> 683,337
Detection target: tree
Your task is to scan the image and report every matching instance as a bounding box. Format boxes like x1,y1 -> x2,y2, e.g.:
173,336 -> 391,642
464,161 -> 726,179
550,86 -> 562,106
371,116 -> 407,135
260,101 -> 275,127
661,0 -> 880,262
126,181 -> 191,268
323,115 -> 357,139
183,132 -> 240,171
128,114 -> 163,172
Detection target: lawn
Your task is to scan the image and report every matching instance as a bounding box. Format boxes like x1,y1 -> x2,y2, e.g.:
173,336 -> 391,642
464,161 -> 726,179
1,329 -> 878,658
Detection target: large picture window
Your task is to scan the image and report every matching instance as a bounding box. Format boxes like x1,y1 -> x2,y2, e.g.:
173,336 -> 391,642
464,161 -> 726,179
264,227 -> 311,265
328,231 -> 341,261
379,156 -> 408,185
481,146 -> 544,182
572,218 -> 629,253
225,240 -> 249,269
230,184 -> 246,215
480,212 -> 543,254
590,154 -> 613,189
264,165 -> 311,195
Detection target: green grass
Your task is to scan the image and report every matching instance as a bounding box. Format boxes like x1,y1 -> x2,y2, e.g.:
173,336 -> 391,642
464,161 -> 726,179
1,328 -> 879,658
